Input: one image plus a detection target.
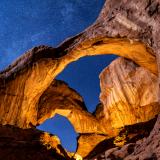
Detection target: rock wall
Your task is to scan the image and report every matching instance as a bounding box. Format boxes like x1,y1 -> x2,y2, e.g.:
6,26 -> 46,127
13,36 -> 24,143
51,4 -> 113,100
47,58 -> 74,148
100,57 -> 159,128
77,57 -> 159,158
87,115 -> 160,160
0,0 -> 159,128
0,125 -> 71,160
0,0 -> 160,159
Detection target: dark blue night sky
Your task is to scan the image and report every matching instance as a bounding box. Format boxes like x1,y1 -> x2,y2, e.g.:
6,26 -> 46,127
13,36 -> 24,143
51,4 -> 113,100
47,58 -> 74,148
0,0 -> 117,152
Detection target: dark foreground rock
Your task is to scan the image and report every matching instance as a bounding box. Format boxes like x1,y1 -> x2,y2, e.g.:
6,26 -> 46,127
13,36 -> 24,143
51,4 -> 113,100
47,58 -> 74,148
0,125 -> 73,160
86,115 -> 160,160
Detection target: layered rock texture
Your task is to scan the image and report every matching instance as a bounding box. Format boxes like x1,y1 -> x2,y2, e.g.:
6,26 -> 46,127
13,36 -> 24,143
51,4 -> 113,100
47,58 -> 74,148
0,0 -> 160,159
88,115 -> 160,160
100,57 -> 159,128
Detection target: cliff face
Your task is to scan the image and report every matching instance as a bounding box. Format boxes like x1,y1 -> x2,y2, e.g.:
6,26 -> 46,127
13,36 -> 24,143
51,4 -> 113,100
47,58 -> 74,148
0,0 -> 160,159
100,57 -> 159,128
77,57 -> 159,158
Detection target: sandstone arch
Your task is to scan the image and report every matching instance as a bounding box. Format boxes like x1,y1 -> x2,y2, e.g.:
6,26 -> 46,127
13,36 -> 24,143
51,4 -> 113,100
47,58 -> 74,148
0,0 -> 160,159
0,9 -> 158,128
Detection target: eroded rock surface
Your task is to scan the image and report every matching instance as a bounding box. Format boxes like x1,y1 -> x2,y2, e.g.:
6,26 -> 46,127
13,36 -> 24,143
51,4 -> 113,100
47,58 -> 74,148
100,57 -> 159,128
0,125 -> 72,160
0,0 -> 159,159
87,115 -> 160,160
37,80 -> 108,134
76,57 -> 159,158
77,134 -> 109,158
0,0 -> 159,129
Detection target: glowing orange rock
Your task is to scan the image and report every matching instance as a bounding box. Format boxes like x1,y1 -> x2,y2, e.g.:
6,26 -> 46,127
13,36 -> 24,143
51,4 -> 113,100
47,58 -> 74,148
100,57 -> 160,128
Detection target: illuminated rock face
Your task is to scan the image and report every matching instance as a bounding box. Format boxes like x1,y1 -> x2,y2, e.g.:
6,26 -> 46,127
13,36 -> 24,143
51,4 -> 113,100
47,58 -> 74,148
0,0 -> 160,159
0,0 -> 159,130
89,115 -> 160,160
76,57 -> 159,158
76,134 -> 109,158
37,80 -> 106,134
100,57 -> 160,128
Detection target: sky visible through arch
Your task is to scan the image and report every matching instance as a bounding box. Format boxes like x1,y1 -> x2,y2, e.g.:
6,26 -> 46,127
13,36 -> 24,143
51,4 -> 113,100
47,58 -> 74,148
0,0 -> 117,152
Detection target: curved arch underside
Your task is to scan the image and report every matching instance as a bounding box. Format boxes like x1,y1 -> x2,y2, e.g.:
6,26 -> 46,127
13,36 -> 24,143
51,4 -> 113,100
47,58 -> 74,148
0,0 -> 160,158
0,37 -> 157,128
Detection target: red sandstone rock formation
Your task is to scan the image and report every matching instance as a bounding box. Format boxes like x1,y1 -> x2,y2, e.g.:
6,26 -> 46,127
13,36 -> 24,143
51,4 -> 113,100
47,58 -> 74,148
100,57 -> 159,128
77,57 -> 159,158
87,115 -> 160,160
0,0 -> 160,159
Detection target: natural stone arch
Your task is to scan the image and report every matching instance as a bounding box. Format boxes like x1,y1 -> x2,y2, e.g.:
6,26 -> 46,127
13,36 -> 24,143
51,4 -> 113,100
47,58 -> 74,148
35,57 -> 159,158
37,79 -> 108,134
0,39 -> 157,129
0,0 -> 160,159
37,113 -> 79,152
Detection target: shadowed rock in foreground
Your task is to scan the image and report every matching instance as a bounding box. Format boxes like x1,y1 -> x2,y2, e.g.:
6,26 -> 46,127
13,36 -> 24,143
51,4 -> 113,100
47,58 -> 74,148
0,125 -> 71,160
87,115 -> 160,160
